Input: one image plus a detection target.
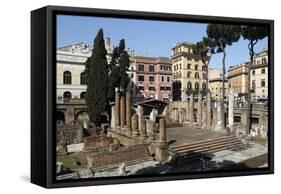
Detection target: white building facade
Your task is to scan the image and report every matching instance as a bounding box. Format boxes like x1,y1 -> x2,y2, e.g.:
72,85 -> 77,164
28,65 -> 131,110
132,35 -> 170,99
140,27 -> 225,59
250,46 -> 268,100
56,38 -> 113,102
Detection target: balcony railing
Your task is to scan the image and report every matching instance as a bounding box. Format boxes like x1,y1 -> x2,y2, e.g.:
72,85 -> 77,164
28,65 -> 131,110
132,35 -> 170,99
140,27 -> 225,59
57,98 -> 86,104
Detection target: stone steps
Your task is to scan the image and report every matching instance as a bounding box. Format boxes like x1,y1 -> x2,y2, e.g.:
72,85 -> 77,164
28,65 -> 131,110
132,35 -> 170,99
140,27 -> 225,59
91,157 -> 154,172
170,136 -> 237,149
170,136 -> 246,163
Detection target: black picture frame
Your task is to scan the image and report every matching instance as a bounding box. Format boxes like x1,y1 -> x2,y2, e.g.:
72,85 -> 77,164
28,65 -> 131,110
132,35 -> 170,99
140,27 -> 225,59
31,5 -> 274,188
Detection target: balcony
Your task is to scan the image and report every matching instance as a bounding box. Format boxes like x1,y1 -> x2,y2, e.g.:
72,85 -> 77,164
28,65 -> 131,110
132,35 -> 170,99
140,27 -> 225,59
57,97 -> 86,104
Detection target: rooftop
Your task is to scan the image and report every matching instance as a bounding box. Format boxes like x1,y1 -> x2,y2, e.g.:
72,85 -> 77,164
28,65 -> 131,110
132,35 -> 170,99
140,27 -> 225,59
172,41 -> 194,49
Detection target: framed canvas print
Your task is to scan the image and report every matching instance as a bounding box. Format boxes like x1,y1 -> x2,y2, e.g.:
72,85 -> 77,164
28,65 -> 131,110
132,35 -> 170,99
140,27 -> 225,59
31,5 -> 274,188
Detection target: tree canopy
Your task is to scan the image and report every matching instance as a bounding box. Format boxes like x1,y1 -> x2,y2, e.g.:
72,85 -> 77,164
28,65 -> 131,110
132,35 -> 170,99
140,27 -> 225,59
108,39 -> 130,101
241,25 -> 268,134
207,24 -> 241,53
85,28 -> 109,126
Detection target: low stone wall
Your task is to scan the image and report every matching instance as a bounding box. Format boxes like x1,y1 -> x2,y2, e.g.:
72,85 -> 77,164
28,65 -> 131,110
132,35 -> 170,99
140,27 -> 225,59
83,135 -> 117,152
56,124 -> 82,144
107,129 -> 142,146
87,145 -> 150,168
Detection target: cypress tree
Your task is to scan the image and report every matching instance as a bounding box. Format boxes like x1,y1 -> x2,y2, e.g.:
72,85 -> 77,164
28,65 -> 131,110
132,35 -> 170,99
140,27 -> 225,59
85,28 -> 109,126
119,39 -> 130,94
108,39 -> 130,101
108,46 -> 121,102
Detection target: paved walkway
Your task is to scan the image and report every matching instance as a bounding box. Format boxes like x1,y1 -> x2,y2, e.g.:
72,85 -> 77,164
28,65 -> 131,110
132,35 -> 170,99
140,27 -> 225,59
211,142 -> 268,167
166,126 -> 225,145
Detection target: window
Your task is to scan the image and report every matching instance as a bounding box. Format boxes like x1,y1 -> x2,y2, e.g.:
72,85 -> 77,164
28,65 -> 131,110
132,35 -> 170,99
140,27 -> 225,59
252,70 -> 255,76
261,68 -> 266,74
63,71 -> 72,84
187,82 -> 192,90
138,75 -> 144,81
261,79 -> 266,87
179,64 -> 182,70
160,86 -> 165,91
80,72 -> 86,85
80,92 -> 86,99
174,66 -> 176,71
251,117 -> 259,124
63,91 -> 72,101
138,86 -> 144,91
167,77 -> 170,82
195,59 -> 199,62
195,72 -> 199,79
176,64 -> 178,71
234,116 -> 241,123
178,71 -> 182,78
187,58 -> 192,61
138,64 -> 144,71
149,65 -> 155,72
202,83 -> 206,91
195,82 -> 199,91
187,64 -> 191,69
195,65 -> 198,70
262,57 -> 267,64
149,76 -> 155,82
187,71 -> 191,78
161,76 -> 164,82
252,81 -> 256,92
166,87 -> 171,91
149,86 -> 155,91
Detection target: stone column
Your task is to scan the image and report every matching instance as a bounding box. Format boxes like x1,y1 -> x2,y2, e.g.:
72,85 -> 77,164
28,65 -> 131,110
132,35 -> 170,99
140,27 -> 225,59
111,105 -> 116,128
159,118 -> 166,143
228,88 -> 234,132
207,92 -> 212,129
174,108 -> 179,122
179,109 -> 182,124
146,119 -> 155,140
115,89 -> 120,128
189,92 -> 194,125
137,105 -> 143,135
263,113 -> 268,137
120,94 -> 126,128
212,107 -> 217,130
140,118 -> 147,138
202,108 -> 207,129
155,118 -> 168,162
132,113 -> 139,136
126,91 -> 132,131
197,92 -> 202,127
215,101 -> 224,131
186,102 -> 189,123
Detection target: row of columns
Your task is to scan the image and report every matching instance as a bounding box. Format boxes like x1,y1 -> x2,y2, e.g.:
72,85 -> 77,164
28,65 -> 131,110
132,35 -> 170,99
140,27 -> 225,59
114,90 -> 132,133
112,89 -> 167,144
185,92 -> 212,129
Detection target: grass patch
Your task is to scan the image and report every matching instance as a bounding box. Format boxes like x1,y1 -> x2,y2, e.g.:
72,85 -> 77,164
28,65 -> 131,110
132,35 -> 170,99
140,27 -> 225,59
57,154 -> 77,170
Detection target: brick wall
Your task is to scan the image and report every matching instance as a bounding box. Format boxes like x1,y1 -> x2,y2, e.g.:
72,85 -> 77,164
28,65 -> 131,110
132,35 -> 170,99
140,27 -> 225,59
87,145 -> 150,168
56,124 -> 82,144
83,135 -> 114,151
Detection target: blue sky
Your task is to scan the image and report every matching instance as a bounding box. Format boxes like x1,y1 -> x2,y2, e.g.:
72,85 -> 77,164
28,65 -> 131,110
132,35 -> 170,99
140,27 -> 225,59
57,15 -> 268,70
